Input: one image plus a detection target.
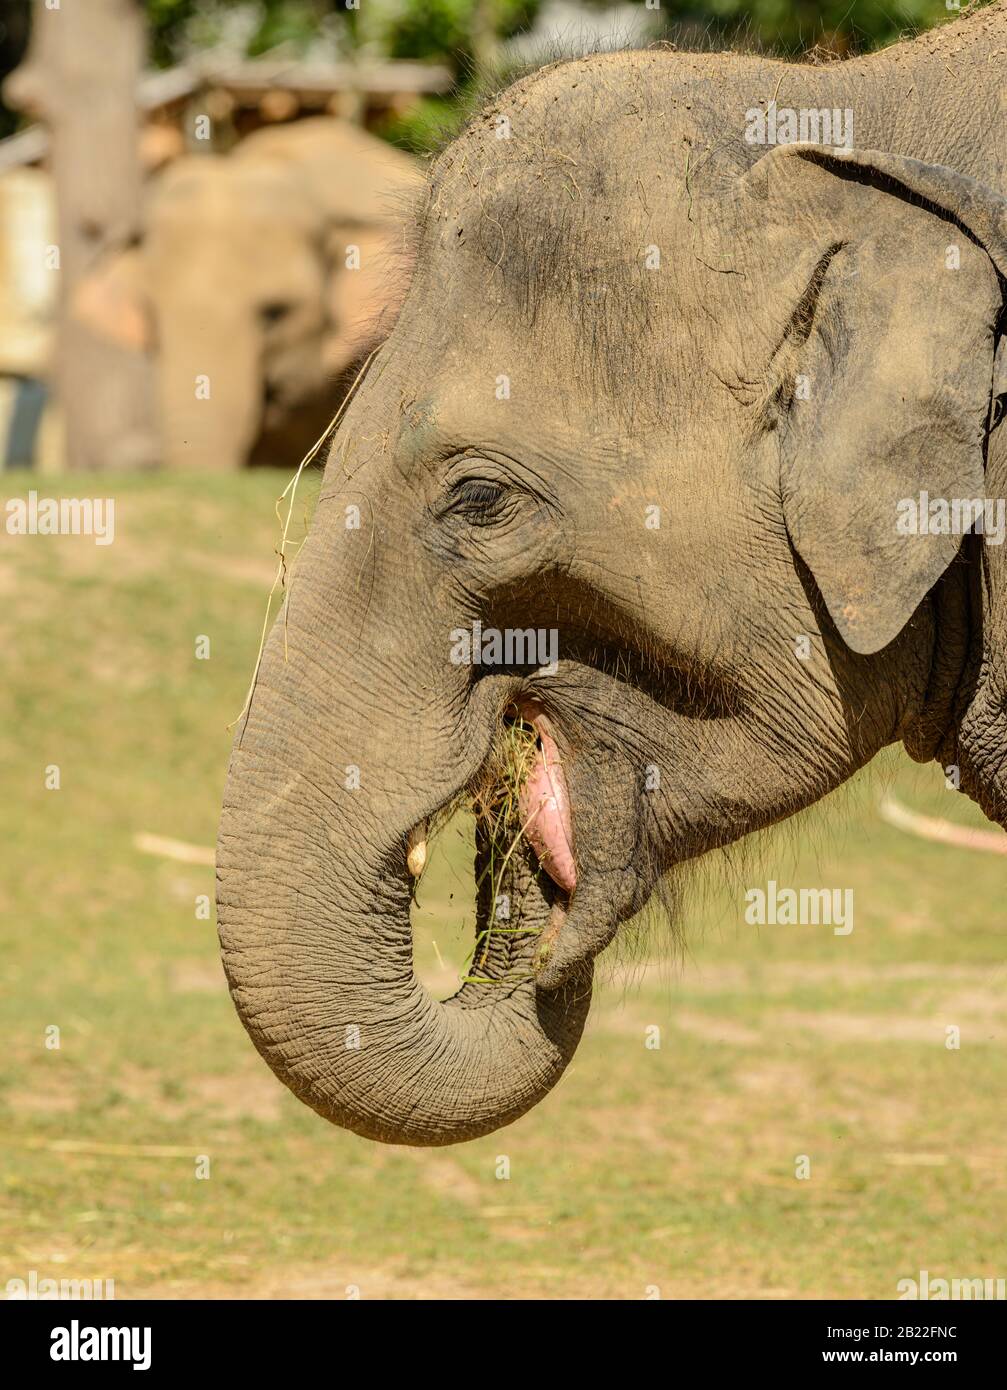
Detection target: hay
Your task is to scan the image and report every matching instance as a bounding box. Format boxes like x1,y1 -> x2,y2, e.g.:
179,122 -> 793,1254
464,714 -> 544,979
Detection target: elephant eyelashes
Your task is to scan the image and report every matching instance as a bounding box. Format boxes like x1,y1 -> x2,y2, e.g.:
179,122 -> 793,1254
445,478 -> 509,521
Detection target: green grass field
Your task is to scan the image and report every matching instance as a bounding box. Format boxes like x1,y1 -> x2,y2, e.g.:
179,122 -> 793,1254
2,471 -> 1005,1300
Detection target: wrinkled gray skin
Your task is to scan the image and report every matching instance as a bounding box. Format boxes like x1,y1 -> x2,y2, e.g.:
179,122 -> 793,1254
218,7 -> 1007,1145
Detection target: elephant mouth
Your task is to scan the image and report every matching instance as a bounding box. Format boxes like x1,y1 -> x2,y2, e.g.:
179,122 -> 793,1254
407,700 -> 580,979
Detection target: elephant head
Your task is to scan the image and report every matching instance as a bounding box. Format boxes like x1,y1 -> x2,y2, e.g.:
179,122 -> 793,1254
217,52 -> 1007,1144
144,118 -> 420,470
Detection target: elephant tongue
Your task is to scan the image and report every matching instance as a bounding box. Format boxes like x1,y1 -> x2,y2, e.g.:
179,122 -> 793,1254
518,721 -> 577,893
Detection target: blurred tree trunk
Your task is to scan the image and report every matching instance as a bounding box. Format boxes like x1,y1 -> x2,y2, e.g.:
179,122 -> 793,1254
4,0 -> 156,471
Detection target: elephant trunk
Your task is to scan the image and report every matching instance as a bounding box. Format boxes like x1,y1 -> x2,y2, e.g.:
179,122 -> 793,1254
216,574 -> 591,1145
154,304 -> 262,471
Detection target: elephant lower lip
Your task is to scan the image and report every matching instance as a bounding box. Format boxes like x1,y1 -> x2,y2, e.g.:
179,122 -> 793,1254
513,704 -> 577,893
517,722 -> 577,892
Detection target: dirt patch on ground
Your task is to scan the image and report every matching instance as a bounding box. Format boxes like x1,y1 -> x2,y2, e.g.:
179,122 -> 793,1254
672,1010 -> 762,1046
6,1073 -> 79,1115
65,1058 -> 285,1124
183,1073 -> 283,1124
399,1151 -> 486,1208
187,551 -> 277,589
131,1262 -> 549,1300
774,1009 -> 1001,1043
128,1259 -> 812,1300
732,1060 -> 810,1098
167,959 -> 227,995
604,960 -> 1002,994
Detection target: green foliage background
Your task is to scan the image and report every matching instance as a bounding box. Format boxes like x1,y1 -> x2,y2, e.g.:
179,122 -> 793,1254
144,0 -> 954,70
140,0 -> 956,153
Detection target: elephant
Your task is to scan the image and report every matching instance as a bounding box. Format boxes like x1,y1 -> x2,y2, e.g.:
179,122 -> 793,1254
145,117 -> 421,471
217,6 -> 1007,1146
71,117 -> 421,471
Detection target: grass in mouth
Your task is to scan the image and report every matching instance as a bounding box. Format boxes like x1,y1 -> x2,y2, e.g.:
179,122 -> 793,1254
463,714 -> 543,981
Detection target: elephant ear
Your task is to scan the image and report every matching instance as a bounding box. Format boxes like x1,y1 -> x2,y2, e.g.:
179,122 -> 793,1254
737,144 -> 1007,655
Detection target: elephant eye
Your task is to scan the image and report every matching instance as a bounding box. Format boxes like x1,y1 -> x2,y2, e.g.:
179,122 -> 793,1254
446,478 -> 509,521
259,300 -> 292,325
993,395 -> 1006,432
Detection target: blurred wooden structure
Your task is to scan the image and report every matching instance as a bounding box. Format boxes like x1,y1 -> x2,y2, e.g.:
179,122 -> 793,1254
0,56 -> 452,173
